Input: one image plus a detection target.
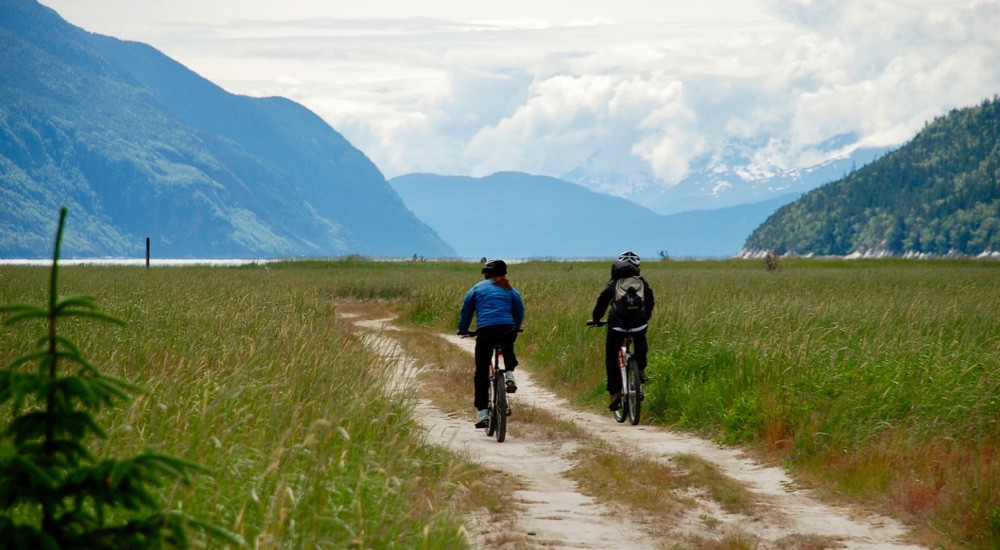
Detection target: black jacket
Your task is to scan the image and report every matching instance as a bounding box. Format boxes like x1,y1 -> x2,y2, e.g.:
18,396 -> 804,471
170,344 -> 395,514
591,261 -> 655,329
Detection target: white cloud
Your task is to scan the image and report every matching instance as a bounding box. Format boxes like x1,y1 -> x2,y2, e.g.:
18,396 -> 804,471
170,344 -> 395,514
464,74 -> 619,175
342,1 -> 1000,187
39,0 -> 1000,194
779,0 -> 1000,149
456,72 -> 705,185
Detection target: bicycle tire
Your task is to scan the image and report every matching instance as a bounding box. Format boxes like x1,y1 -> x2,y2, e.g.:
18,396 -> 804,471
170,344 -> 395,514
494,373 -> 507,442
486,372 -> 496,436
626,357 -> 641,425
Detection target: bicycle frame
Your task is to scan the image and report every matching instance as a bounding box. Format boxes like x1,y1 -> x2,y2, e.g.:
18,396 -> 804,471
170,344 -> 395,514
618,336 -> 633,400
493,346 -> 504,371
462,330 -> 512,442
486,343 -> 507,441
589,321 -> 642,425
490,346 -> 506,389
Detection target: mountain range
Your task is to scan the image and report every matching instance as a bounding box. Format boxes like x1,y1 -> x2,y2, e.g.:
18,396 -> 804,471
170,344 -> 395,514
390,172 -> 796,259
743,97 -> 1000,257
1,0 -> 453,259
563,140 -> 892,216
4,0 -> 995,261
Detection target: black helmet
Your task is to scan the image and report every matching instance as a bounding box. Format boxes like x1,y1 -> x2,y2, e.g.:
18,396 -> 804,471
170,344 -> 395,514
481,259 -> 508,276
618,250 -> 640,266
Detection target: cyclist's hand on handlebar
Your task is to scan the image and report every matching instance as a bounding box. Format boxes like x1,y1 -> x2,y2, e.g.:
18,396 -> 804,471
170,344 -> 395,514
586,319 -> 604,327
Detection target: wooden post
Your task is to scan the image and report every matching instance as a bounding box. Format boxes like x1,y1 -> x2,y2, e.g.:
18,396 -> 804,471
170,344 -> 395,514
145,237 -> 150,268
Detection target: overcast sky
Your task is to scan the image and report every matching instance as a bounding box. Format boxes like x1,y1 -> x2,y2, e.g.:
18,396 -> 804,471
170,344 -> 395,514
40,0 -> 1000,193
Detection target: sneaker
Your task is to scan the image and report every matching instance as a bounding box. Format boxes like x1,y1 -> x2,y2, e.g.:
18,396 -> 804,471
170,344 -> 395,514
505,371 -> 517,393
609,393 -> 622,411
474,409 -> 489,428
639,369 -> 649,383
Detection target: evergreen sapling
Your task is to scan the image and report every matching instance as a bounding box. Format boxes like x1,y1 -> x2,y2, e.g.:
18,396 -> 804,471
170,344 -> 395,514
0,208 -> 242,549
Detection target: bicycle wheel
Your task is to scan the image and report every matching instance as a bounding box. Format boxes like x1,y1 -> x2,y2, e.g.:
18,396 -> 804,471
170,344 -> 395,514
493,374 -> 507,442
626,357 -> 641,425
485,374 -> 496,436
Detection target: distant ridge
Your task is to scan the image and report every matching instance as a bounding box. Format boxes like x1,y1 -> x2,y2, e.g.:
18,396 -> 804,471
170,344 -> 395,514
390,171 -> 796,259
743,97 -> 1000,257
0,0 -> 454,259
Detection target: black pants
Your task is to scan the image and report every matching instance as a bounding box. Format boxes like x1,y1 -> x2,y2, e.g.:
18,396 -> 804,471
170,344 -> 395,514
605,327 -> 647,395
473,324 -> 518,410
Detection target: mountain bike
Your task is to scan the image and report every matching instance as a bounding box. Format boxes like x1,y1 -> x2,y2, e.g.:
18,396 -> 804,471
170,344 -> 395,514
587,321 -> 643,425
462,330 -> 518,442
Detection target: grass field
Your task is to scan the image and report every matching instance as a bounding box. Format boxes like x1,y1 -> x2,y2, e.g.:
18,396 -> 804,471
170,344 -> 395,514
0,263 -> 482,549
2,257 -> 998,547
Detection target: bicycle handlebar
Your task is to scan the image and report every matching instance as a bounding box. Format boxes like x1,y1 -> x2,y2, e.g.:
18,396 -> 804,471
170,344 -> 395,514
586,320 -> 606,327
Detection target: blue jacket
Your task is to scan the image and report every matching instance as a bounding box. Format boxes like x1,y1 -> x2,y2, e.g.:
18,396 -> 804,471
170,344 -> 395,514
458,278 -> 524,333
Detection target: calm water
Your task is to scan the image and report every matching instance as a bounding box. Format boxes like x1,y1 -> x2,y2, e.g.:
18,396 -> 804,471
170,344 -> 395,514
0,259 -> 272,267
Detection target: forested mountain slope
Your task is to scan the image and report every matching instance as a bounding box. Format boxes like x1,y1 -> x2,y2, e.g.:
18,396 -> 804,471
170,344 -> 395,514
743,97 -> 1000,257
0,0 -> 453,258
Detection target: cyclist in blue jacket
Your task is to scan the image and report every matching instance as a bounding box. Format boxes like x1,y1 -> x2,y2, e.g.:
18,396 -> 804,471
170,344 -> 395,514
458,259 -> 525,428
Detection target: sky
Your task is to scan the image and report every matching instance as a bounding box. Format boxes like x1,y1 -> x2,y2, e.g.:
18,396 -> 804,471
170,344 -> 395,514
39,0 -> 1000,197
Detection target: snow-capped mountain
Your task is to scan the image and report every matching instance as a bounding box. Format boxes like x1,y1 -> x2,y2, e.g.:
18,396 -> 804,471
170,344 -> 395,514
563,137 -> 892,215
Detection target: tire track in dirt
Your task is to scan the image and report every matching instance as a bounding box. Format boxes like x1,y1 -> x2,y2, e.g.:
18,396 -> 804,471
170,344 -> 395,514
355,316 -> 926,549
355,316 -> 658,549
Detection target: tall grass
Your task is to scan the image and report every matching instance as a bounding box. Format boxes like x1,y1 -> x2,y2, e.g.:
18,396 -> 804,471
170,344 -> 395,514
383,257 -> 1000,548
3,258 -> 998,547
0,264 -> 475,548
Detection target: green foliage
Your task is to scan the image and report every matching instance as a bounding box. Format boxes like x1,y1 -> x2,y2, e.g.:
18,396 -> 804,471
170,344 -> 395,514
0,208 -> 241,549
747,95 -> 1000,256
988,507 -> 1000,536
1,0 -> 454,259
5,255 -> 1000,546
384,258 -> 1000,546
1,259 -> 482,548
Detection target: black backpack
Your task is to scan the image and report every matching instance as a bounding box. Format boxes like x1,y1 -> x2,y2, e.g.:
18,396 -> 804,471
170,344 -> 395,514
611,275 -> 646,327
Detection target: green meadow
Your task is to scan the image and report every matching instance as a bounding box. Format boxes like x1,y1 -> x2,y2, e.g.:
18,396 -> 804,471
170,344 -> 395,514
1,258 -> 998,548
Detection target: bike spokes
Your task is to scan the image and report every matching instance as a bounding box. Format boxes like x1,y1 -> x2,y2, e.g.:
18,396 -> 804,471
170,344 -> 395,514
626,358 -> 641,425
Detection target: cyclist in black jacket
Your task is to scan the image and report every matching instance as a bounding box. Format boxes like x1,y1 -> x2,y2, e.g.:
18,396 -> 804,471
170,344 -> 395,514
588,251 -> 655,411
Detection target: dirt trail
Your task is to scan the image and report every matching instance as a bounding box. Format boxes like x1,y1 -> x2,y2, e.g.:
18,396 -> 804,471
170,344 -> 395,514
354,316 -> 925,550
